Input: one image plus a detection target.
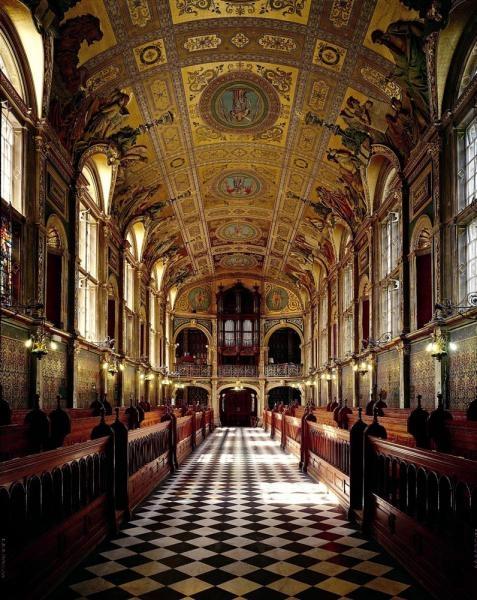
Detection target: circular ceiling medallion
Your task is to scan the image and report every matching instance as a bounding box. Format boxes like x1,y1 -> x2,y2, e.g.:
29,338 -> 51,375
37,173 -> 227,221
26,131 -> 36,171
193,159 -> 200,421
215,171 -> 262,199
219,253 -> 258,269
216,222 -> 260,243
199,71 -> 280,134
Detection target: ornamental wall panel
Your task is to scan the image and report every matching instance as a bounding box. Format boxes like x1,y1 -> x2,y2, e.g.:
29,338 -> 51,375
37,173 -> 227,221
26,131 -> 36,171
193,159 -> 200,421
448,326 -> 477,411
409,340 -> 435,409
376,348 -> 400,408
0,324 -> 30,409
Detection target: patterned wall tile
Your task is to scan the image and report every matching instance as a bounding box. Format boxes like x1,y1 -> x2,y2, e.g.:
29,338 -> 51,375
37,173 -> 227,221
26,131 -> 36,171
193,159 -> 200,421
448,326 -> 477,411
376,348 -> 400,408
409,340 -> 435,409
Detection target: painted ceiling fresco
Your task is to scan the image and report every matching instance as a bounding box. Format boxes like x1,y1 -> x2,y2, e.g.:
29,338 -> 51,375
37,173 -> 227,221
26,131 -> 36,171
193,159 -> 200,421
44,0 -> 451,295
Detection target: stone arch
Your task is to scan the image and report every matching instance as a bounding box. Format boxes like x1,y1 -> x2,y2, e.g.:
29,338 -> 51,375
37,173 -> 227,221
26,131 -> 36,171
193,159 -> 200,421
366,147 -> 402,214
411,215 -> 433,252
439,0 -> 477,116
173,322 -> 213,348
217,383 -> 260,397
263,322 -> 304,348
1,0 -> 44,116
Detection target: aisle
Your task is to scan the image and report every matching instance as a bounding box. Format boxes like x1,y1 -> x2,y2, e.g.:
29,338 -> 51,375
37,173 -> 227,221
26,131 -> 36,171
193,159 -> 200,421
59,428 -> 427,599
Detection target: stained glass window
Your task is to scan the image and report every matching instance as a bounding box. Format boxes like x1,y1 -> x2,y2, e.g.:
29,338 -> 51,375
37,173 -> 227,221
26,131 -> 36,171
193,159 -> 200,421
0,213 -> 12,304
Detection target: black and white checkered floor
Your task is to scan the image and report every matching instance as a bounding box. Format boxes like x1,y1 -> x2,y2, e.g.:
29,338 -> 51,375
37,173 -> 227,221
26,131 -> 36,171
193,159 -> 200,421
57,428 -> 428,599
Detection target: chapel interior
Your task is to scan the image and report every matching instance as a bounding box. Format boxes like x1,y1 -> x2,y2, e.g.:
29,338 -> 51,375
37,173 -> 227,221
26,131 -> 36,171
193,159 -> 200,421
1,1 -> 477,599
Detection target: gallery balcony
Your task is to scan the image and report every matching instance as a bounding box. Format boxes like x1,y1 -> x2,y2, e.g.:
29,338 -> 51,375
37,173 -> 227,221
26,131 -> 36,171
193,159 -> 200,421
174,364 -> 212,378
264,363 -> 303,377
218,365 -> 259,378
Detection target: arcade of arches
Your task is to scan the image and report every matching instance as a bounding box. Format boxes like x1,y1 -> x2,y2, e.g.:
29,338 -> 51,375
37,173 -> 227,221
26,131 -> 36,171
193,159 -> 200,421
1,1 -> 477,599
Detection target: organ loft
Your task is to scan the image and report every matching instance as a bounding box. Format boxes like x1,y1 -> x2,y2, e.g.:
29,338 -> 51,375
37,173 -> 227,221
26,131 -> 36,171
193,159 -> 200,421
0,0 -> 476,598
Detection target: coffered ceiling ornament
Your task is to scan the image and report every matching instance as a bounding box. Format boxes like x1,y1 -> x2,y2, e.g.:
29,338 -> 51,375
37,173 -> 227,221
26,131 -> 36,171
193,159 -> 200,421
214,171 -> 263,200
198,71 -> 281,135
40,0 -> 451,294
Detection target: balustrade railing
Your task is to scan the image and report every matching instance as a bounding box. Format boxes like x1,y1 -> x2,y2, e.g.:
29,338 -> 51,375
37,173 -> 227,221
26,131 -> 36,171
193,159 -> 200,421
265,363 -> 303,377
175,364 -> 212,377
218,364 -> 258,377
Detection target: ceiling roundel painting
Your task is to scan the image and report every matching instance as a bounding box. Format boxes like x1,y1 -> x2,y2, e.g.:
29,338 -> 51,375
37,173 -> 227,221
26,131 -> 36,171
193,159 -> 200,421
217,222 -> 260,243
219,254 -> 258,269
216,172 -> 262,199
188,286 -> 211,311
266,286 -> 289,312
199,72 -> 280,134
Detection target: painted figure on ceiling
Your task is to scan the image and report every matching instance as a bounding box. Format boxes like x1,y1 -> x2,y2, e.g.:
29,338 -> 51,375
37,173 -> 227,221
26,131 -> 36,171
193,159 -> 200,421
82,89 -> 131,141
371,20 -> 430,129
55,15 -> 103,93
229,88 -> 252,123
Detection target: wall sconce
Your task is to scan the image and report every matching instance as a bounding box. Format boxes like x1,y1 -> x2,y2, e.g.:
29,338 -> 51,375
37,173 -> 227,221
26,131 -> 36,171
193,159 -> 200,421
25,325 -> 57,359
162,377 -> 172,385
145,373 -> 154,381
426,331 -> 457,361
305,378 -> 314,387
353,359 -> 372,376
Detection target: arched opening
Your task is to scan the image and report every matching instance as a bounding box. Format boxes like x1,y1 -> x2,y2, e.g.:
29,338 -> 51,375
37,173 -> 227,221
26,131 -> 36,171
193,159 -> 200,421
219,386 -> 257,427
174,385 -> 209,409
414,227 -> 433,329
45,223 -> 66,328
175,328 -> 208,364
268,386 -> 301,409
268,328 -> 301,364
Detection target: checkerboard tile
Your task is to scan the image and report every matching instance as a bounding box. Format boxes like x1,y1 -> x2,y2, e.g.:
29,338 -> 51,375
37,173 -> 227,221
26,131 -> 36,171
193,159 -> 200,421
55,427 -> 429,599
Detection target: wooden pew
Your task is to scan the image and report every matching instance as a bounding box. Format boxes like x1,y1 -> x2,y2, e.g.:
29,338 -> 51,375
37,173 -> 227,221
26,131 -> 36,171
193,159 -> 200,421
176,415 -> 193,465
127,421 -> 171,511
365,437 -> 477,600
0,436 -> 115,600
283,415 -> 301,459
306,421 -> 351,511
1,405 -> 213,599
0,408 -> 166,461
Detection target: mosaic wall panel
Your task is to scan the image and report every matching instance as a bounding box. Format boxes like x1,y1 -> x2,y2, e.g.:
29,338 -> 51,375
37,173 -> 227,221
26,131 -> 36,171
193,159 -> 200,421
448,325 -> 477,411
0,324 -> 30,408
319,383 -> 328,407
77,349 -> 100,408
123,364 -> 136,401
376,348 -> 400,408
41,341 -> 67,408
341,364 -> 353,405
409,339 -> 435,409
357,371 -> 371,405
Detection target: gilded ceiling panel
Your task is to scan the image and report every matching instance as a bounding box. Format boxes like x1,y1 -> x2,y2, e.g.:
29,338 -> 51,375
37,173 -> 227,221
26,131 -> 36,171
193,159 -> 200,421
45,0 -> 447,294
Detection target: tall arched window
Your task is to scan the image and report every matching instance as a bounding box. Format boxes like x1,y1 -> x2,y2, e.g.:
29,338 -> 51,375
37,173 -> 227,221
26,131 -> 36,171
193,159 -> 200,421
124,230 -> 137,358
457,118 -> 477,302
379,207 -> 401,338
319,292 -> 328,366
341,264 -> 353,356
0,28 -> 26,306
78,165 -> 100,341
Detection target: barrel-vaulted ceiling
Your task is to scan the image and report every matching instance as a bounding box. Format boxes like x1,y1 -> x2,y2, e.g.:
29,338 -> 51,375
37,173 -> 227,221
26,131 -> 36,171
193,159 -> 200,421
51,0 -> 428,293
